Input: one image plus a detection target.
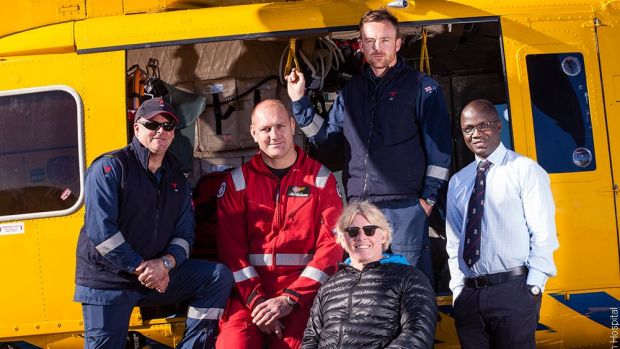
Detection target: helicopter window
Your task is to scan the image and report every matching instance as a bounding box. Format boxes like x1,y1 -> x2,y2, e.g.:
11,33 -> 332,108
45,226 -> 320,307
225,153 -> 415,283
526,53 -> 596,173
0,87 -> 82,221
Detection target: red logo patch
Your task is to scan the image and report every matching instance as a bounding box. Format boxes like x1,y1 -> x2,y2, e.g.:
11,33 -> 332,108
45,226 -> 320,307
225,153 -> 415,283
103,166 -> 112,174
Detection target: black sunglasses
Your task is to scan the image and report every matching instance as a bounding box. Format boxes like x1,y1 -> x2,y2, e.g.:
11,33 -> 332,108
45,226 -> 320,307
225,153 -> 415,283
343,225 -> 380,238
138,120 -> 176,132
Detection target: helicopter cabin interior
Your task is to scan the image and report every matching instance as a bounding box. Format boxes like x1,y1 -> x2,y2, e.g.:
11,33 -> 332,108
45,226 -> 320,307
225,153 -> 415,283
122,19 -> 509,299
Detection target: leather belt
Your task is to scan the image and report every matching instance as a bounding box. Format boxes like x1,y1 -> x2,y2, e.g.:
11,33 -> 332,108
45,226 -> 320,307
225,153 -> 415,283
464,266 -> 528,289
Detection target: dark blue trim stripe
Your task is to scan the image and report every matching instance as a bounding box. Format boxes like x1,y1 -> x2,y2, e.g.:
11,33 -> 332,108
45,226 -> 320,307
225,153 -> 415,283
550,291 -> 620,329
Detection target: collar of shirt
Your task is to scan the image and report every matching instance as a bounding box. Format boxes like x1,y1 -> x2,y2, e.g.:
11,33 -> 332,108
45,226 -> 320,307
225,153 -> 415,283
474,142 -> 507,167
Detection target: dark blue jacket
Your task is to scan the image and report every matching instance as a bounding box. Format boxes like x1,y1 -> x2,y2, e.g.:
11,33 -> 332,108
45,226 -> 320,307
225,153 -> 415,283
293,56 -> 451,203
75,137 -> 194,290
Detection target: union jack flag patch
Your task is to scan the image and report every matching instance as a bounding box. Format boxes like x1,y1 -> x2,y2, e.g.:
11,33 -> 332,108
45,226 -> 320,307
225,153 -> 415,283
424,85 -> 437,94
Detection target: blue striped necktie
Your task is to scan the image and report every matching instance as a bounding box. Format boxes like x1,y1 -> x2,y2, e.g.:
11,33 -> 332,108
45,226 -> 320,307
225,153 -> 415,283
463,160 -> 492,268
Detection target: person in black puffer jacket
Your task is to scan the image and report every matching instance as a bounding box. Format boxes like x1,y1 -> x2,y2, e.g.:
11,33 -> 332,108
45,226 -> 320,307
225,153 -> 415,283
302,201 -> 437,349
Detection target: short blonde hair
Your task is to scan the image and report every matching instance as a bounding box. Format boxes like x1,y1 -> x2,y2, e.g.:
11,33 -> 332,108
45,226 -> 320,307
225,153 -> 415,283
335,201 -> 393,251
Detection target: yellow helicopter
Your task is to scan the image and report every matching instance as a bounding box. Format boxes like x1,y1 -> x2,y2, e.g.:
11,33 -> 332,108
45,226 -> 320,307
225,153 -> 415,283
0,0 -> 619,347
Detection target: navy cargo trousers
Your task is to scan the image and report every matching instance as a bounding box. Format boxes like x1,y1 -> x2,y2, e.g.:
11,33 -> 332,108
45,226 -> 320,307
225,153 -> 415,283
79,259 -> 232,349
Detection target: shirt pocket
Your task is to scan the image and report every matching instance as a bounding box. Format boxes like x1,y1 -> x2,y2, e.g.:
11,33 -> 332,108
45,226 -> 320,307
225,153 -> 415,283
283,193 -> 318,242
246,198 -> 275,236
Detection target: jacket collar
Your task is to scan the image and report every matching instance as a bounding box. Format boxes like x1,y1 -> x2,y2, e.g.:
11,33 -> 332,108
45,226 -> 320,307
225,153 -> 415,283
341,253 -> 409,272
129,136 -> 177,174
250,144 -> 305,178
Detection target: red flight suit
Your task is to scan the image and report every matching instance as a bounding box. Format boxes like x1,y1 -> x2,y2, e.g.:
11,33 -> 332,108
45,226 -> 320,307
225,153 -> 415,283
216,147 -> 343,349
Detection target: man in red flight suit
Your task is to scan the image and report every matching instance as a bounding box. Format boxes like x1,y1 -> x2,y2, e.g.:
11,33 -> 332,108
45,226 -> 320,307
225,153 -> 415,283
216,99 -> 344,349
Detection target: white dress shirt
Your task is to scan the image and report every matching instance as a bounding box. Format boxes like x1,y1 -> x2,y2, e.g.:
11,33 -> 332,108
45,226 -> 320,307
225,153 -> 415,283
446,142 -> 559,301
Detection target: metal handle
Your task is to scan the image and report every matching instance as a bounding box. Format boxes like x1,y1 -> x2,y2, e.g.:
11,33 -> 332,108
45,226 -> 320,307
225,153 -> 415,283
604,184 -> 619,193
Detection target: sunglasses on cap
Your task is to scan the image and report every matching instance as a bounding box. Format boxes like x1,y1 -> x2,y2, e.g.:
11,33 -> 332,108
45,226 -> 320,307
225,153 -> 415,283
343,225 -> 380,238
137,120 -> 176,132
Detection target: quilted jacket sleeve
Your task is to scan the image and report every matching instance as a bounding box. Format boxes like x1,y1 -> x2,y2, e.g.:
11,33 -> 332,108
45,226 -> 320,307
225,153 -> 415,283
385,267 -> 438,349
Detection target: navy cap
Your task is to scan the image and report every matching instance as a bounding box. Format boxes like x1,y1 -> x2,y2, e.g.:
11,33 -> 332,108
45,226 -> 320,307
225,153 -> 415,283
135,97 -> 179,123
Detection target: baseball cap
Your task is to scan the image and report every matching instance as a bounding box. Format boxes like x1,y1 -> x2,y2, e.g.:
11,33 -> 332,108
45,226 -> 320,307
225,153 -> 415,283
135,97 -> 179,123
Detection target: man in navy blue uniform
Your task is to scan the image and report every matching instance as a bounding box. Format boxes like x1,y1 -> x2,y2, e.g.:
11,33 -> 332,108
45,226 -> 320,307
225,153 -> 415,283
74,97 -> 232,349
286,9 -> 452,282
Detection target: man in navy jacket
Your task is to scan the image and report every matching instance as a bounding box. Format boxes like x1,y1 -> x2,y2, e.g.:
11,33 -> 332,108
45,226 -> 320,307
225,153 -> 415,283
74,97 -> 232,348
287,9 -> 451,282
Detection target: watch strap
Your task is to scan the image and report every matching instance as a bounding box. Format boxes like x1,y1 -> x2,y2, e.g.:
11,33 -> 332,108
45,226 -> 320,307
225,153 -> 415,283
286,296 -> 299,308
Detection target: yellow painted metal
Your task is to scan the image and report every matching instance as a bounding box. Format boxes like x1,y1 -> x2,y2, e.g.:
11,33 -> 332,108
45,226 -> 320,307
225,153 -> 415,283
9,333 -> 86,348
537,289 -> 620,347
0,0 -> 599,57
71,0 -> 596,54
595,1 -> 620,252
122,0 -> 281,14
72,1 -> 366,53
0,50 -> 126,342
0,22 -> 76,57
500,11 -> 619,345
0,0 -> 618,347
85,0 -> 124,19
0,0 -> 85,39
1,0 -> 297,41
503,13 -> 618,291
136,318 -> 186,346
123,0 -> 182,14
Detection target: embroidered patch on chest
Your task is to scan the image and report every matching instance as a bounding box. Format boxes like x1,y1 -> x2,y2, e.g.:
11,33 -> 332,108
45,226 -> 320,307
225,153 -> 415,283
287,186 -> 310,197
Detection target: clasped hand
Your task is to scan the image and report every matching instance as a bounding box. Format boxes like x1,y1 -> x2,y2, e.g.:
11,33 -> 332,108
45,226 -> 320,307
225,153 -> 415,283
135,259 -> 170,293
251,296 -> 294,339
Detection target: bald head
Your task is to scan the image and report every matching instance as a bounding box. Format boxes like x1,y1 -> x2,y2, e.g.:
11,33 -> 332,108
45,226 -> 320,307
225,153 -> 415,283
252,99 -> 289,123
461,99 -> 499,121
250,99 -> 297,168
460,99 -> 502,159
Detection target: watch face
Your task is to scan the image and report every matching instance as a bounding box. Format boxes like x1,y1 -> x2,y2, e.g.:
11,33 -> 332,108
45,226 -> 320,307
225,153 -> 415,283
162,257 -> 173,270
530,286 -> 541,295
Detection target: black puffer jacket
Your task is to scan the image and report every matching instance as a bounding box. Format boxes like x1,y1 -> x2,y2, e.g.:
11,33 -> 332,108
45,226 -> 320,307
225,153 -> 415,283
302,255 -> 437,349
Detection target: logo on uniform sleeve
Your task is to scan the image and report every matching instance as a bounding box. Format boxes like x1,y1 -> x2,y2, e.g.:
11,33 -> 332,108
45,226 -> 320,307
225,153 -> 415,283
287,186 -> 310,197
217,182 -> 226,198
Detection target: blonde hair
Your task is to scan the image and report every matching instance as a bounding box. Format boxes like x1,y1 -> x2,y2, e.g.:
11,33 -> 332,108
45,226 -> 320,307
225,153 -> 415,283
335,201 -> 393,251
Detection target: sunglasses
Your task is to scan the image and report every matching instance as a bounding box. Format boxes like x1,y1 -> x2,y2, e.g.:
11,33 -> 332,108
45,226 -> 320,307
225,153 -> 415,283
138,120 -> 176,132
343,225 -> 380,238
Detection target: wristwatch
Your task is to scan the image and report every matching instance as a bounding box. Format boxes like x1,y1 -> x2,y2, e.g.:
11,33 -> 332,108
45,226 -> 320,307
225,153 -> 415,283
161,255 -> 174,271
286,296 -> 299,308
529,285 -> 541,296
424,198 -> 436,207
